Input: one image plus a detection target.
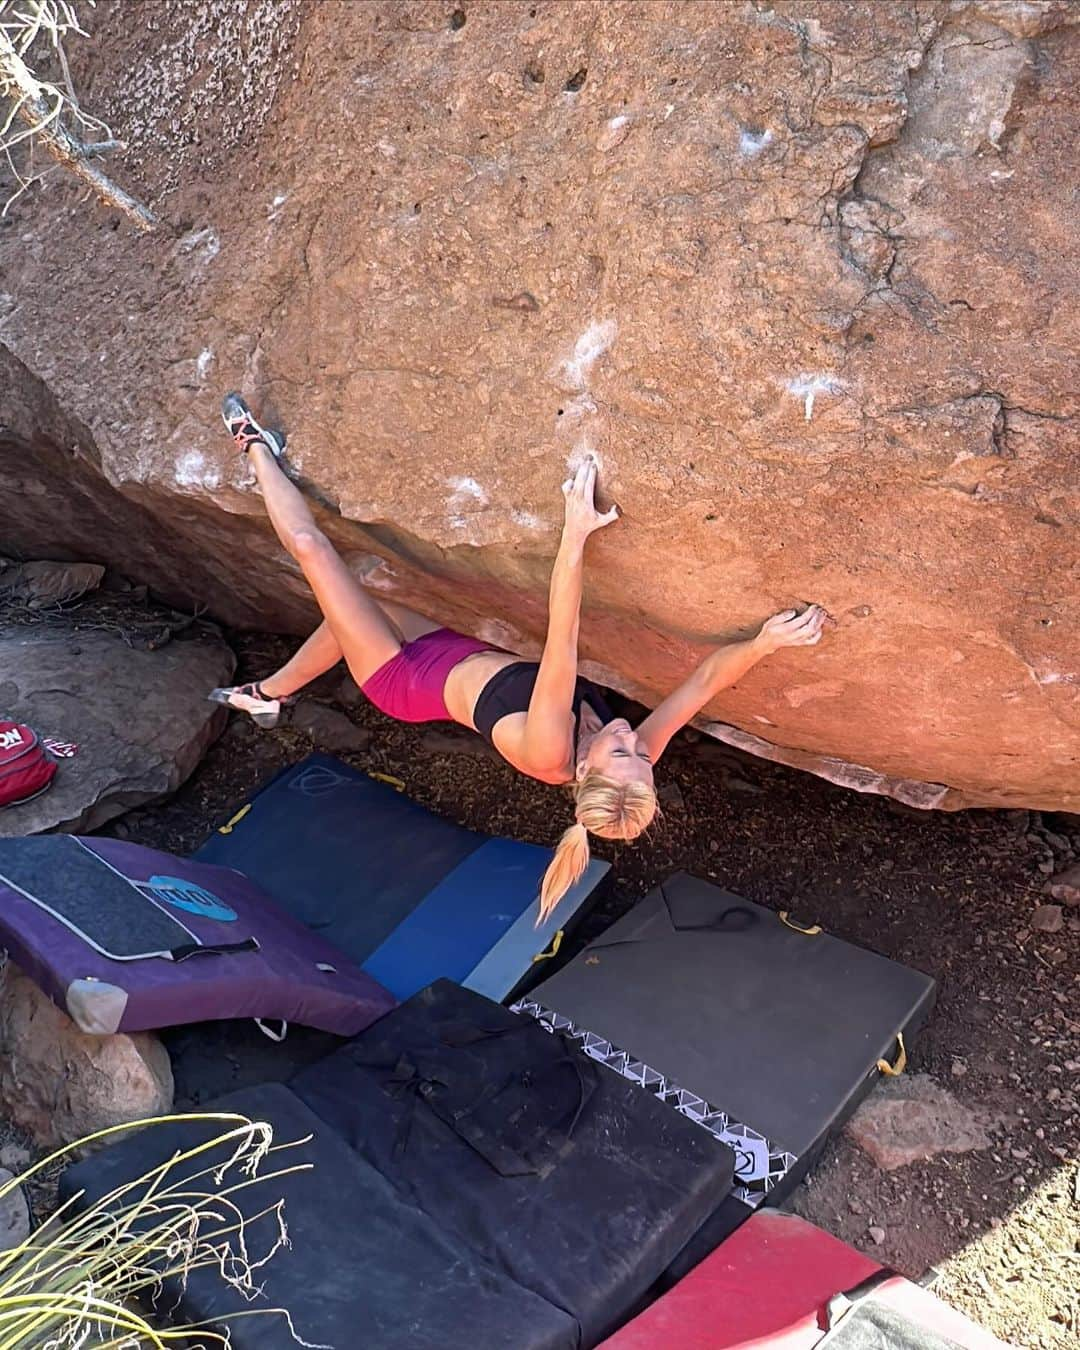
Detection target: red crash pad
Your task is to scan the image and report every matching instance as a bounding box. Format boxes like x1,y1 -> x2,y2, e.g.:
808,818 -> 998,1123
601,1211 -> 1007,1350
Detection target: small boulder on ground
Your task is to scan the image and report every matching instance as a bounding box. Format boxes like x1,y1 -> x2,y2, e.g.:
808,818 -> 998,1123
291,700 -> 372,753
0,558 -> 104,608
846,1073 -> 997,1171
0,626 -> 234,835
1045,863 -> 1080,906
419,726 -> 500,761
0,1167 -> 30,1252
0,962 -> 174,1150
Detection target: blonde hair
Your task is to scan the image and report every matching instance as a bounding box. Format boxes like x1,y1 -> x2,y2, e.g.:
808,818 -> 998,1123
538,773 -> 658,922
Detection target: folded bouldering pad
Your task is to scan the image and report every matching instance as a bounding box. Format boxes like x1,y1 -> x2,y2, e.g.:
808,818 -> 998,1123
60,1083 -> 579,1350
0,835 -> 393,1035
195,754 -> 607,1002
517,872 -> 935,1213
599,1210 -> 1007,1349
291,979 -> 736,1347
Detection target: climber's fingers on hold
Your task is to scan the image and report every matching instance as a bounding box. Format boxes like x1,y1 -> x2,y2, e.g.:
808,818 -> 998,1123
765,604 -> 828,646
789,604 -> 828,644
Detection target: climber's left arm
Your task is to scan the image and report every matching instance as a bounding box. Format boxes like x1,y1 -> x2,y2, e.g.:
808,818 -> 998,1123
636,606 -> 827,762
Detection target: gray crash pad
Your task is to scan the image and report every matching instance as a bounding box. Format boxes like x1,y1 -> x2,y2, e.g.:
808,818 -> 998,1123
518,872 -> 936,1209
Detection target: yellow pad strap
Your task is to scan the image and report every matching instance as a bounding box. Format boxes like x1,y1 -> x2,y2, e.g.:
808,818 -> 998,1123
368,772 -> 406,792
217,803 -> 252,835
779,910 -> 822,936
877,1031 -> 907,1077
532,929 -> 565,963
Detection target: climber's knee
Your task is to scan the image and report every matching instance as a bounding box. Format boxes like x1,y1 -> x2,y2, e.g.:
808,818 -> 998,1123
290,527 -> 332,564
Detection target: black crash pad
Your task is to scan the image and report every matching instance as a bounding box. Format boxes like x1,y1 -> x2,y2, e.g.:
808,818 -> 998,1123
517,872 -> 936,1210
291,979 -> 736,1347
60,1083 -> 579,1350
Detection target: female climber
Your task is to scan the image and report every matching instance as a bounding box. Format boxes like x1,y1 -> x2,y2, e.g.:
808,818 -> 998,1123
211,394 -> 827,919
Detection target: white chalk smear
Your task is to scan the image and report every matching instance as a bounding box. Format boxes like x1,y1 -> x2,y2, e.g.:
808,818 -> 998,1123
446,475 -> 489,505
179,227 -> 220,262
784,373 -> 847,421
561,319 -> 617,390
566,437 -> 600,476
511,507 -> 544,530
196,348 -> 214,379
739,127 -> 773,156
174,450 -> 221,490
597,115 -> 632,152
561,393 -> 597,421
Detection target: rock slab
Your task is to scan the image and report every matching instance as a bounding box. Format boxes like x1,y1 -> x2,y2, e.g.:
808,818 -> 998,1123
0,962 -> 174,1151
0,1 -> 1077,812
846,1073 -> 997,1170
0,1167 -> 30,1252
0,626 -> 234,835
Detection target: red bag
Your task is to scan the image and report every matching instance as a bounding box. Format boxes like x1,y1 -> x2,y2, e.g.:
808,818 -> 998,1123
0,721 -> 57,808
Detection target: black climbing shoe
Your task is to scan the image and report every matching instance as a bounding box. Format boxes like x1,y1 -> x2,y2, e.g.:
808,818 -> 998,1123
208,682 -> 295,730
221,392 -> 286,458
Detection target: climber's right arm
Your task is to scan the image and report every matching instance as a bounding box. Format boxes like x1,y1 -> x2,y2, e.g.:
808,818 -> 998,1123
521,458 -> 618,774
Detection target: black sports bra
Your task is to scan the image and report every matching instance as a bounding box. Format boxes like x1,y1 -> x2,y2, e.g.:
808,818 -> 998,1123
473,662 -> 615,749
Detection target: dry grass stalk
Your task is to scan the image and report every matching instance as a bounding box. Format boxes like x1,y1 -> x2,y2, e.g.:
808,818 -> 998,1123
0,0 -> 156,228
0,1112 -> 321,1348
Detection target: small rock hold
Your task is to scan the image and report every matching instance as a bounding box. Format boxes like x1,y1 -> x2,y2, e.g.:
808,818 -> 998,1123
492,291 -> 540,313
867,1226 -> 886,1246
1031,904 -> 1065,934
951,1059 -> 968,1078
596,115 -> 632,152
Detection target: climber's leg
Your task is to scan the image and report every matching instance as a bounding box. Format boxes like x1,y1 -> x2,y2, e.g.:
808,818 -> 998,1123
227,604 -> 439,703
374,601 -> 442,644
210,623 -> 343,725
246,444 -> 402,685
260,621 -> 343,697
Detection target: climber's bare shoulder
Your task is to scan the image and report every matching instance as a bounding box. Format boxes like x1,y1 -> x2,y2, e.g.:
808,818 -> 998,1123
489,716 -> 575,785
443,650 -> 574,783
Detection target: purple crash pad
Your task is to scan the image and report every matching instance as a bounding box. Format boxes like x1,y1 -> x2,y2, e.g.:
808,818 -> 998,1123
0,837 -> 394,1036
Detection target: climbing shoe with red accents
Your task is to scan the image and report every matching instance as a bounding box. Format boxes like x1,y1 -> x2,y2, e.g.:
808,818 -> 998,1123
221,392 -> 286,458
208,682 -> 295,730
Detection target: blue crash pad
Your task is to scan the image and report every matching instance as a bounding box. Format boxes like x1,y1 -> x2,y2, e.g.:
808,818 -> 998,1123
196,754 -> 606,1003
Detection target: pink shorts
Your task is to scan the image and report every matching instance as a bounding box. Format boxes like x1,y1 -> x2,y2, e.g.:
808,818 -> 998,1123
361,628 -> 496,724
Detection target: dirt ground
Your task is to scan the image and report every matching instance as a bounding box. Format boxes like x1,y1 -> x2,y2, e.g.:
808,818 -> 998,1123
4,597 -> 1078,1346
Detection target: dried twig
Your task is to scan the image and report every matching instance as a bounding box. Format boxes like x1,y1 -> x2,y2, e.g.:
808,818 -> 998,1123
0,0 -> 156,228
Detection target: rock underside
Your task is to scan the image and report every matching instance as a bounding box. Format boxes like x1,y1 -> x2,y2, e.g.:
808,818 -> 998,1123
0,0 -> 1076,811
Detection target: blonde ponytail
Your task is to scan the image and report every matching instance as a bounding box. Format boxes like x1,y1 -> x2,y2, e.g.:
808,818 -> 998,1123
539,822 -> 591,923
538,773 -> 659,923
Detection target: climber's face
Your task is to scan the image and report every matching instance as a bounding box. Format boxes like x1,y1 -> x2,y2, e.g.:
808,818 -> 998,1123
577,718 -> 655,786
